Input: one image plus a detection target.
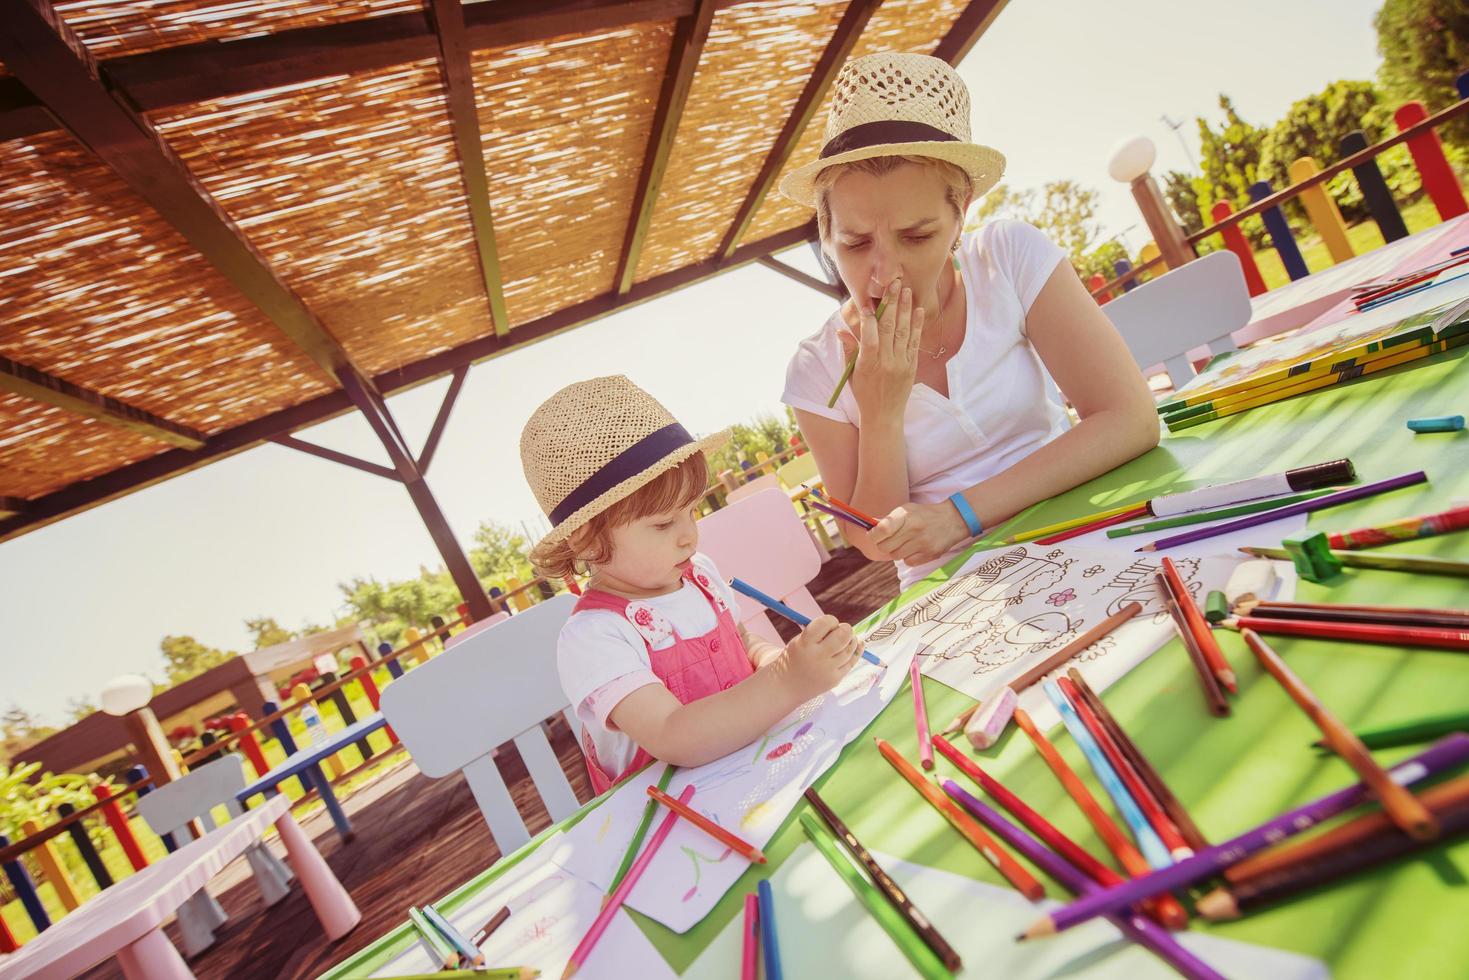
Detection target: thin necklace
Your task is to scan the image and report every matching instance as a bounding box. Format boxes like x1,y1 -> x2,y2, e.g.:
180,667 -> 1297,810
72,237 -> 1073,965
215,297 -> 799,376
916,262 -> 962,360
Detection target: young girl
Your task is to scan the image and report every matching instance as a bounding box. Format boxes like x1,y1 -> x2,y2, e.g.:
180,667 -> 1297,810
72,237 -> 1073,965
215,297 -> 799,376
520,375 -> 863,793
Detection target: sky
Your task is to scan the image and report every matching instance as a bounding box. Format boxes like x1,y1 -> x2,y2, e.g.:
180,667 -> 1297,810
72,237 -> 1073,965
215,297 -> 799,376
0,0 -> 1391,725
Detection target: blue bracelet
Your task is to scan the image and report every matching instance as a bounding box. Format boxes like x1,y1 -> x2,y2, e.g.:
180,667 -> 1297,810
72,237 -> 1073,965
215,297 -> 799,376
949,492 -> 982,537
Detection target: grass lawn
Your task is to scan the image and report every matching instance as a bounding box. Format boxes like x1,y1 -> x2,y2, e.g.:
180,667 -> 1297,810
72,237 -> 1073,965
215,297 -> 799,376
1243,196 -> 1443,292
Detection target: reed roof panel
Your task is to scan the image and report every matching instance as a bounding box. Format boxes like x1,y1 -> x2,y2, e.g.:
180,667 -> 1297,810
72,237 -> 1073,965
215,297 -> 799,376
0,393 -> 168,499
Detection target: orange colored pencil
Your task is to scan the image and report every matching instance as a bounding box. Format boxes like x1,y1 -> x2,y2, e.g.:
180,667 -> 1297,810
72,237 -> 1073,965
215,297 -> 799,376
822,492 -> 882,528
647,785 -> 767,863
875,737 -> 1045,900
1159,557 -> 1236,692
1033,506 -> 1151,546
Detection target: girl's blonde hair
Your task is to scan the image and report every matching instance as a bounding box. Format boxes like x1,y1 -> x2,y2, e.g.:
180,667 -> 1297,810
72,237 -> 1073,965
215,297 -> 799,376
813,154 -> 973,251
529,452 -> 710,580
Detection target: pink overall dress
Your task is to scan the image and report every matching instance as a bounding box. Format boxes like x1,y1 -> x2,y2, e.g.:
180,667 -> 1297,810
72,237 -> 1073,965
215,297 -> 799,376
573,566 -> 754,794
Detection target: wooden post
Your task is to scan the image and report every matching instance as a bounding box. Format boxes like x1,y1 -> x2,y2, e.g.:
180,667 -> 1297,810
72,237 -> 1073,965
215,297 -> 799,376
0,905 -> 16,952
1249,180 -> 1309,280
505,578 -> 531,612
1289,156 -> 1354,263
350,654 -> 398,744
1341,130 -> 1408,241
1138,241 -> 1167,277
403,626 -> 429,664
1087,272 -> 1113,304
228,713 -> 271,778
1129,174 -> 1194,269
319,675 -> 373,761
0,832 -> 50,934
1210,200 -> 1268,295
56,802 -> 113,890
263,699 -> 312,793
93,784 -> 148,872
292,682 -> 344,780
127,765 -> 176,853
1396,101 -> 1468,220
1112,257 -> 1137,292
120,705 -> 182,789
22,819 -> 81,911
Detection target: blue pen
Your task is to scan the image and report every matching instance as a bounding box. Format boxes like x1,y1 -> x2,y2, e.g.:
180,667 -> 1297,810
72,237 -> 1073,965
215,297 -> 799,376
758,879 -> 784,980
1044,681 -> 1174,870
728,577 -> 884,667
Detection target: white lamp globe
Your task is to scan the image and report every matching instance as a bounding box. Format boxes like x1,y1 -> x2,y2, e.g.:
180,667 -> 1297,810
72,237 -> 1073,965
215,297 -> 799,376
100,674 -> 154,716
1107,136 -> 1157,183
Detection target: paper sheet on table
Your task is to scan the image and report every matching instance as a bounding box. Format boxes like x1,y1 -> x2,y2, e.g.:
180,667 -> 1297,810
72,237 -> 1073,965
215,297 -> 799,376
555,647 -> 913,933
683,845 -> 1329,980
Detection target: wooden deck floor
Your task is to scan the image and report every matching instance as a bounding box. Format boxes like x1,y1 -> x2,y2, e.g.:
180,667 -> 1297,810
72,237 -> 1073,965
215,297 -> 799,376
79,547 -> 899,980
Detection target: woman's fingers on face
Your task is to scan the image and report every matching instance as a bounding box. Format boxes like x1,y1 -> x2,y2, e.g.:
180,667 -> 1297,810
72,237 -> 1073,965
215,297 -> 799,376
908,306 -> 926,352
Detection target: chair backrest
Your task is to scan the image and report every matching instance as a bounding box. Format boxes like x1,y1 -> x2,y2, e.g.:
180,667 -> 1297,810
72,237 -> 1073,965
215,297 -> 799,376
697,488 -> 824,644
726,472 -> 781,503
775,453 -> 820,489
133,754 -> 248,841
443,610 -> 510,650
380,593 -> 579,858
1103,250 -> 1251,389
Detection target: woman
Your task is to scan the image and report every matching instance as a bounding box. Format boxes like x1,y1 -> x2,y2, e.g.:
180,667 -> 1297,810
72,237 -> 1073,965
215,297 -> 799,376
779,52 -> 1160,589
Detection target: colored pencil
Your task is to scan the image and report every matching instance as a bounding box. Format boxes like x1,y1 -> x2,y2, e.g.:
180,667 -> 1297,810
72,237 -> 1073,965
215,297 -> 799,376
1317,707 -> 1469,750
1008,601 -> 1144,694
1219,614 -> 1469,652
646,784 -> 767,863
741,893 -> 759,980
1033,506 -> 1152,545
874,737 -> 1045,899
1199,775 -> 1469,921
1065,669 -> 1209,853
798,809 -> 957,978
729,577 -> 884,667
1000,501 -> 1151,545
1159,559 -> 1236,692
1139,471 -> 1428,551
819,491 -> 882,529
1239,545 -> 1469,577
358,971 -> 538,980
1057,676 -> 1193,859
940,701 -> 979,735
1236,598 -> 1469,631
1012,708 -> 1190,930
804,788 -> 961,970
408,905 -> 459,969
1240,628 -> 1439,840
1105,489 -> 1334,538
808,497 -> 875,530
1017,734 -> 1469,939
909,654 -> 934,769
563,784 -> 695,979
757,879 -> 783,980
1156,574 -> 1230,717
422,903 -> 486,968
827,297 -> 889,407
471,906 -> 512,947
607,765 -> 675,901
1326,503 -> 1469,549
1044,681 -> 1173,870
941,781 -> 1224,980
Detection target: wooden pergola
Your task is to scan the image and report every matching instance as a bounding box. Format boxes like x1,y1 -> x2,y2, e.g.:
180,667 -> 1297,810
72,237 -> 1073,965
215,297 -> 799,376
0,0 -> 1007,615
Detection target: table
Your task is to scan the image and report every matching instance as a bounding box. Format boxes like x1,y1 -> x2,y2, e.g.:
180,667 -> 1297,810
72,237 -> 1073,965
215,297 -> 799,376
325,327 -> 1469,979
0,793 -> 359,980
238,712 -> 389,841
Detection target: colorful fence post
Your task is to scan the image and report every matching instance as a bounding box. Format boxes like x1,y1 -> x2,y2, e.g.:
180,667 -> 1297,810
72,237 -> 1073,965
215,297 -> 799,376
1288,156 -> 1354,263
455,600 -> 473,625
292,683 -> 344,780
320,672 -> 372,761
1112,257 -> 1137,292
350,654 -> 398,744
505,579 -> 532,612
385,654 -> 405,681
93,783 -> 148,872
128,765 -> 176,852
0,832 -> 50,934
263,699 -> 312,794
563,575 -> 583,595
22,819 -> 81,911
430,615 -> 450,649
1341,129 -> 1409,241
55,802 -> 113,891
0,904 -> 17,952
1086,272 -> 1112,304
1210,200 -> 1268,295
1249,180 -> 1309,280
402,626 -> 428,664
1396,100 -> 1468,220
1138,241 -> 1167,276
228,713 -> 270,778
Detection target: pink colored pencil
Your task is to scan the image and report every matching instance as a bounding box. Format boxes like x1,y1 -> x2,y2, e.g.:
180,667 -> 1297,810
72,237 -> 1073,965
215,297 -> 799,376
911,655 -> 933,770
563,784 -> 695,979
741,892 -> 760,980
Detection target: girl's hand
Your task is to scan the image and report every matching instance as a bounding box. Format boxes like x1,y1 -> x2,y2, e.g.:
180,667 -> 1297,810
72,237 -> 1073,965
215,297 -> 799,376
837,278 -> 925,424
869,501 -> 970,565
780,615 -> 861,697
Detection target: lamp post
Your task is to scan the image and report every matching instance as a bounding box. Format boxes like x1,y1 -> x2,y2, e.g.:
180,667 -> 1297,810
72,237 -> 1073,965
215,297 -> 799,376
101,674 -> 181,789
1108,135 -> 1194,271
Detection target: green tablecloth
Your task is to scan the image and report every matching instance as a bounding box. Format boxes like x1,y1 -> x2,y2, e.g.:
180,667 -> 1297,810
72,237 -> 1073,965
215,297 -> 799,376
323,340 -> 1469,980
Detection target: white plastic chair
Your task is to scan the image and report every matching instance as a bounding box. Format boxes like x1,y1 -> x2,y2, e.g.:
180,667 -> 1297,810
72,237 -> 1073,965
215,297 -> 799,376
1103,250 -> 1251,389
443,610 -> 510,650
726,472 -> 782,503
133,754 -> 294,956
697,487 -> 825,645
380,593 -> 581,860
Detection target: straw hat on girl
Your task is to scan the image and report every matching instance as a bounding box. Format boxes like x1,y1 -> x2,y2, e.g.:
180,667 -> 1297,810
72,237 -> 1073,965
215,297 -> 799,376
779,51 -> 1005,206
521,375 -> 727,551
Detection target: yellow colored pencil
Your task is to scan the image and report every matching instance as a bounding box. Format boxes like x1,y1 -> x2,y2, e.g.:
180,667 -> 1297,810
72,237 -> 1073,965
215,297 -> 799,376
1001,501 -> 1148,545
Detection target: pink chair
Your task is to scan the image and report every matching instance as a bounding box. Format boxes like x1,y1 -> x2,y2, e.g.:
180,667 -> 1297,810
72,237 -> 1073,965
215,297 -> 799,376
443,611 -> 510,650
725,473 -> 782,503
697,487 -> 825,645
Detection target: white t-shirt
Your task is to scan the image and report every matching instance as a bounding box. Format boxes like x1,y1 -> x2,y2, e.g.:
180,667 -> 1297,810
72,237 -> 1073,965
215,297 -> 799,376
557,553 -> 746,778
782,220 -> 1071,588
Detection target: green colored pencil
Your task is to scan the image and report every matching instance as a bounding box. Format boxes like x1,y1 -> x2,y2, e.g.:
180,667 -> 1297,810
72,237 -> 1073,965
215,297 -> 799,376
1105,488 -> 1335,538
798,811 -> 952,980
1315,709 -> 1469,751
827,298 -> 889,407
342,970 -> 540,980
607,765 -> 676,900
408,905 -> 459,969
1239,546 -> 1469,577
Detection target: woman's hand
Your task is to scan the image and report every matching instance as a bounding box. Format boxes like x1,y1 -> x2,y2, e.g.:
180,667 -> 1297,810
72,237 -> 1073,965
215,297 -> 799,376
838,278 -> 925,425
868,500 -> 970,565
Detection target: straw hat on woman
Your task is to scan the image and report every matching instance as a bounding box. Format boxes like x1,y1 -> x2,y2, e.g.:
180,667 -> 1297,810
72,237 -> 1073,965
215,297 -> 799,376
779,52 -> 1159,587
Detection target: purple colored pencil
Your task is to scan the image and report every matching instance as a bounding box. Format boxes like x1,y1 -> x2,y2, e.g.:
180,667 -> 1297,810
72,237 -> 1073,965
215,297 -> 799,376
1141,471 -> 1427,552
808,498 -> 874,530
1023,733 -> 1469,938
941,780 -> 1224,980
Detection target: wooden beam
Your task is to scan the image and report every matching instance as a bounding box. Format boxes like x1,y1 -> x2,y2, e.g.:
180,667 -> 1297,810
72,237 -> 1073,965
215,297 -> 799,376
427,0 -> 511,335
0,0 -> 363,386
757,255 -> 843,300
0,497 -> 27,518
0,222 -> 818,543
416,365 -> 468,474
932,0 -> 1011,64
715,0 -> 880,261
267,434 -> 400,481
614,0 -> 718,295
0,355 -> 206,449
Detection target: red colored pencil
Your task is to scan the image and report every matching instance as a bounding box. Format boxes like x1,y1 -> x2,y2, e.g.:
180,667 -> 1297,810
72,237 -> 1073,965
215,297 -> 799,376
1034,506 -> 1150,546
741,893 -> 759,980
911,655 -> 934,770
1160,557 -> 1237,692
819,491 -> 882,528
1219,615 -> 1469,652
647,785 -> 767,863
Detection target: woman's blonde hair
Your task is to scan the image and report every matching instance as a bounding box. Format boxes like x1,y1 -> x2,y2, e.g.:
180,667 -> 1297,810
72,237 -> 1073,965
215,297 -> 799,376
813,154 -> 974,251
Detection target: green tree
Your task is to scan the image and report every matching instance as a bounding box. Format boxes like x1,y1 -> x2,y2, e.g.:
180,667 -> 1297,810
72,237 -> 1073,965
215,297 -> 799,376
468,521 -> 535,582
968,182 -> 1036,225
0,761 -> 107,839
1194,94 -> 1270,245
1,707 -> 56,765
339,569 -> 461,648
65,697 -> 97,724
1075,239 -> 1132,285
1162,171 -> 1206,237
160,635 -> 235,684
706,413 -> 795,480
245,616 -> 295,649
1376,0 -> 1469,142
969,180 -> 1104,264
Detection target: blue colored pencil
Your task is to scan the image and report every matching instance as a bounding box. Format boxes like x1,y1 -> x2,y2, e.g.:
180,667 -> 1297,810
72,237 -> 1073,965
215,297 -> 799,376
422,902 -> 484,968
1044,681 -> 1173,870
757,879 -> 784,980
729,578 -> 883,667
